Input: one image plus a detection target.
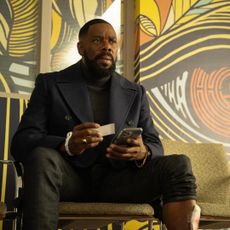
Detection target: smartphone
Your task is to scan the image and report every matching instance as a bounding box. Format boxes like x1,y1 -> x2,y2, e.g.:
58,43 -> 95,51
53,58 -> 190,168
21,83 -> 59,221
114,127 -> 143,145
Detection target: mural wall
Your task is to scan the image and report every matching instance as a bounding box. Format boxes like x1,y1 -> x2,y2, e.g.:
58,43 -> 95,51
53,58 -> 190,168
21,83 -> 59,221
0,1 -> 39,229
136,0 -> 230,158
50,0 -> 122,72
0,0 -> 229,229
0,0 -> 40,95
0,1 -> 123,229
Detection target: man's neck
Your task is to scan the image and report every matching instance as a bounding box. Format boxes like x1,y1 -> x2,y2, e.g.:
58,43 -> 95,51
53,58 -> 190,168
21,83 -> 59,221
80,61 -> 112,87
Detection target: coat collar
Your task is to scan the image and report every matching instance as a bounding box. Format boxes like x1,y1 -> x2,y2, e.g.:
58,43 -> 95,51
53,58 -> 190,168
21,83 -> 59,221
108,74 -> 137,134
56,62 -> 94,122
56,62 -> 137,133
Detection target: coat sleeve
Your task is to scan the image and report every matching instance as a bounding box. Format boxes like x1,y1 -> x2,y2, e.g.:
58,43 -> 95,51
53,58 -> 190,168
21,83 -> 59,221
10,74 -> 65,162
138,85 -> 164,158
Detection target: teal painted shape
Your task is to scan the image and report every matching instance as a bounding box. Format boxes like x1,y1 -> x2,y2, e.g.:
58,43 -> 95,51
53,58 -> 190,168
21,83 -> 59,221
195,0 -> 213,7
186,8 -> 209,15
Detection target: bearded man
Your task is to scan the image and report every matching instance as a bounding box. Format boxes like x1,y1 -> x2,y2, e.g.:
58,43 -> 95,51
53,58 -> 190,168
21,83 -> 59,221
11,19 -> 200,230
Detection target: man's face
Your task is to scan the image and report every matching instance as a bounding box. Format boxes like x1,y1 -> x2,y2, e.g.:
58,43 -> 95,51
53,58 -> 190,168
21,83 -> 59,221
78,23 -> 118,76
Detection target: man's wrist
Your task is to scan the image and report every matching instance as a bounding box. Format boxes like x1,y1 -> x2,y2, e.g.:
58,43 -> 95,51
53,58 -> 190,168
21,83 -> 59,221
135,145 -> 151,168
64,131 -> 74,156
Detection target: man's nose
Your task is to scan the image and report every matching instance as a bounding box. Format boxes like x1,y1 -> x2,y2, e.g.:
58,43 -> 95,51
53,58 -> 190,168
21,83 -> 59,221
102,40 -> 112,52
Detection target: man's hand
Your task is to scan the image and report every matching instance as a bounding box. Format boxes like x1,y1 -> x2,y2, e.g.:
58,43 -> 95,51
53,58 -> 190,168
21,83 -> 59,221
106,136 -> 148,161
64,122 -> 103,156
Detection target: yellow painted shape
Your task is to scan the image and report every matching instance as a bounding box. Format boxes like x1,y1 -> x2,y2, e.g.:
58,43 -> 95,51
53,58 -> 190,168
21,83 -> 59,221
0,73 -> 10,93
0,14 -> 9,50
71,0 -> 97,27
191,0 -> 199,4
0,99 -> 10,230
173,0 -> 183,20
124,220 -> 161,230
178,15 -> 195,24
139,32 -> 230,78
107,223 -> 113,230
1,97 -> 10,198
173,0 -> 200,21
0,73 -> 10,230
136,0 -> 161,36
125,220 -> 147,229
183,0 -> 191,12
141,44 -> 230,81
51,8 -> 62,50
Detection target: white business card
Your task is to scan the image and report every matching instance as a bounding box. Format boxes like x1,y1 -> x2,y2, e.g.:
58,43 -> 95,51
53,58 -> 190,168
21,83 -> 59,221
97,123 -> 115,136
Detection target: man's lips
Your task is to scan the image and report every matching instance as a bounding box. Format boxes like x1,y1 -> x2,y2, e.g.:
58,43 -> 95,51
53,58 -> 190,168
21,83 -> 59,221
96,55 -> 113,66
96,53 -> 113,61
94,53 -> 114,67
100,55 -> 112,60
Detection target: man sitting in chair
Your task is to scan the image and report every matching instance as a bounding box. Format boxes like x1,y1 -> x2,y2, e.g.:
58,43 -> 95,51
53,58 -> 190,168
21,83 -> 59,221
11,19 -> 200,230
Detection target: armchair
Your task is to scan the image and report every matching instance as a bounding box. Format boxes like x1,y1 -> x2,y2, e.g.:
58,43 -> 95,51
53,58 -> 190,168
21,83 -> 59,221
3,140 -> 230,229
0,160 -> 162,230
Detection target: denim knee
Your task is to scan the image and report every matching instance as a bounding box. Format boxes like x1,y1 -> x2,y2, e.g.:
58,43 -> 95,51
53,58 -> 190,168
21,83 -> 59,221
167,154 -> 192,175
23,147 -> 63,172
162,154 -> 197,203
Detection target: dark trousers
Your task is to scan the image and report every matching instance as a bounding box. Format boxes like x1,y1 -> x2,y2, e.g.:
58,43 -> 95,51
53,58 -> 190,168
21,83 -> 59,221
22,147 -> 196,230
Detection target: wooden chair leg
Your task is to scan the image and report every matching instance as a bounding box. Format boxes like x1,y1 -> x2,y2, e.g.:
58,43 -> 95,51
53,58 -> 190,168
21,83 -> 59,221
152,220 -> 164,230
111,221 -> 125,230
148,219 -> 154,229
120,221 -> 125,230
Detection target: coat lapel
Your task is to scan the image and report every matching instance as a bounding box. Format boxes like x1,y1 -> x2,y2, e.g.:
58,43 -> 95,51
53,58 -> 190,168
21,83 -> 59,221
109,73 -> 137,135
56,63 -> 94,122
56,63 -> 137,130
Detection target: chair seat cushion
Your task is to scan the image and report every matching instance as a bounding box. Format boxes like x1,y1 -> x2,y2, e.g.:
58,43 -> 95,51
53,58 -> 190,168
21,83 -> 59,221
59,202 -> 154,216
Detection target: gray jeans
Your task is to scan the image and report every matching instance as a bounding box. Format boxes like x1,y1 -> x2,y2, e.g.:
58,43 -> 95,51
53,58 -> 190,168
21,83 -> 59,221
22,147 -> 196,230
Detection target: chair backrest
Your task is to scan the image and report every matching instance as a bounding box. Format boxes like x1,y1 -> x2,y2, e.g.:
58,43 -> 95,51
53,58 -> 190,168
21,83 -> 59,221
162,139 -> 230,218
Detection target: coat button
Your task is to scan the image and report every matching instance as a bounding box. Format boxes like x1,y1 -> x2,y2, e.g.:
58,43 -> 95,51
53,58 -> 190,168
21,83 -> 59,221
127,120 -> 134,126
65,115 -> 72,121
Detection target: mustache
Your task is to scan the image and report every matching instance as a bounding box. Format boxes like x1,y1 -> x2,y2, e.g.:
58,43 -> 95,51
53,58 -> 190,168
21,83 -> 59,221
95,52 -> 114,61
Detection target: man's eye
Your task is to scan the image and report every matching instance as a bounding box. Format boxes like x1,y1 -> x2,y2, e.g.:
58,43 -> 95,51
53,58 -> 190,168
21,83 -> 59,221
93,38 -> 101,43
110,39 -> 117,44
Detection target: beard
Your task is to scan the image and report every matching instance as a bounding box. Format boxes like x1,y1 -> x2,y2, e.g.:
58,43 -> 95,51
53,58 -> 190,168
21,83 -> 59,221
83,52 -> 116,78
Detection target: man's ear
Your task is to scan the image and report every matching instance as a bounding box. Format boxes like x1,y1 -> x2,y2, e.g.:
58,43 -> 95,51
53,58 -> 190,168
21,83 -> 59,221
77,41 -> 84,56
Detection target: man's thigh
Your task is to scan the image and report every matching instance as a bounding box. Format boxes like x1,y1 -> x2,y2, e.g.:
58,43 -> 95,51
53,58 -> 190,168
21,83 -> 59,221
93,158 -> 164,203
23,147 -> 91,202
94,154 -> 195,203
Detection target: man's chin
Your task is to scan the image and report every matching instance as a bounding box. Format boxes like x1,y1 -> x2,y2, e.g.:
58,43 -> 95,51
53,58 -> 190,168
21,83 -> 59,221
98,64 -> 112,70
96,67 -> 114,77
91,61 -> 115,77
83,55 -> 116,77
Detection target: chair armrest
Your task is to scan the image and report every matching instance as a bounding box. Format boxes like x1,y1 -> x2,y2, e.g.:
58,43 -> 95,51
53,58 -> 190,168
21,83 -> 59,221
0,202 -> 6,219
0,160 -> 24,229
0,160 -> 23,208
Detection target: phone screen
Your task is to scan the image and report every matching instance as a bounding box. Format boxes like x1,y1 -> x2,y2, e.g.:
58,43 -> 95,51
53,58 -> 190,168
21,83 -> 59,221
114,128 -> 143,145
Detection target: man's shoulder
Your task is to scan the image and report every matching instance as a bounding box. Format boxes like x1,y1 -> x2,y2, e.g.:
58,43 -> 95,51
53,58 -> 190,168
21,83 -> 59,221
36,62 -> 81,82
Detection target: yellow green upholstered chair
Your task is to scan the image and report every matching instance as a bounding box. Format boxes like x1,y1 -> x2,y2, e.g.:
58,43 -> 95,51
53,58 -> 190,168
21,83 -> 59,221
162,139 -> 230,229
4,140 -> 230,229
0,159 -> 162,230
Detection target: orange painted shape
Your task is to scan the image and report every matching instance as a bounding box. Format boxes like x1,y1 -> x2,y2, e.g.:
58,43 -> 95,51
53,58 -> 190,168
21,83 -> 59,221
155,0 -> 173,31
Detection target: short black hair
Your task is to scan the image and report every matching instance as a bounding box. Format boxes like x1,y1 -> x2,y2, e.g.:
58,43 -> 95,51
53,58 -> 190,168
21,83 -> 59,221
78,18 -> 111,40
